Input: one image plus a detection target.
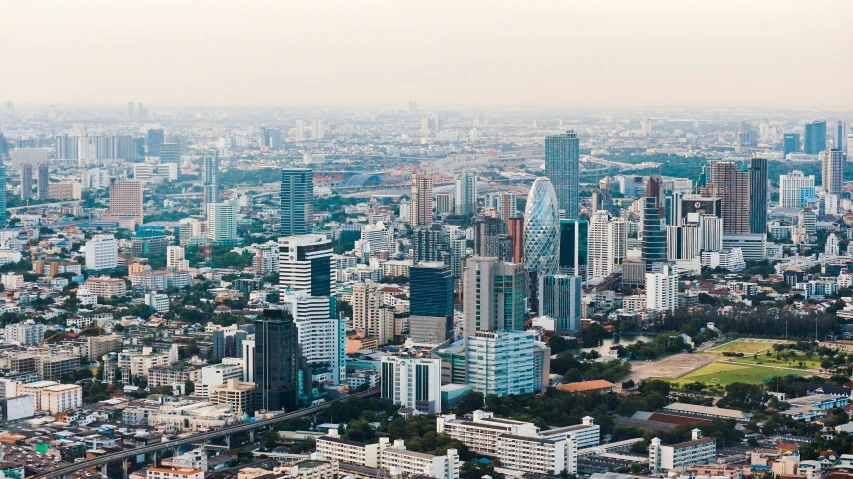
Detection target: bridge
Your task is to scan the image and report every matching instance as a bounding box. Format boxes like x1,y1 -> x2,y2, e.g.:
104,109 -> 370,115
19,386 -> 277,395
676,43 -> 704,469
31,387 -> 380,479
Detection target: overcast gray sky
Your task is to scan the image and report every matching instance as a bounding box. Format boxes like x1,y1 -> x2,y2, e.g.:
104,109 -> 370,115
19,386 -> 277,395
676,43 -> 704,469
2,0 -> 851,108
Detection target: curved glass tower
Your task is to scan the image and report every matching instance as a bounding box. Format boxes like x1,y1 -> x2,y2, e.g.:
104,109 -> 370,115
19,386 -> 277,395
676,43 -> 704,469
523,177 -> 560,276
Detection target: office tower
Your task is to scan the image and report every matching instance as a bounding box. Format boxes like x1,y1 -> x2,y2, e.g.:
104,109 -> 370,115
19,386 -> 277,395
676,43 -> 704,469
838,121 -> 848,151
463,257 -> 525,337
381,356 -> 442,414
146,129 -> 164,157
434,193 -> 454,217
507,217 -> 524,264
473,217 -> 507,257
641,197 -> 667,271
84,234 -> 118,271
412,225 -> 448,263
523,178 -> 560,277
202,149 -> 218,208
278,234 -> 334,298
254,308 -> 300,412
110,135 -> 135,161
261,127 -> 282,149
698,215 -> 724,252
559,219 -> 588,277
588,210 -> 627,280
159,143 -> 181,164
700,162 -> 749,234
106,178 -> 144,226
783,133 -> 800,157
646,265 -> 678,313
408,101 -> 418,114
20,163 -> 32,200
666,224 -> 700,260
294,120 -> 305,141
280,168 -> 314,236
804,120 -> 827,155
454,170 -> 478,216
311,119 -> 325,139
352,281 -> 394,345
821,149 -> 845,196
664,191 -> 684,227
749,157 -> 768,235
544,130 -> 580,218
464,330 -> 542,397
779,170 -> 816,208
409,262 -> 454,344
207,199 -> 239,244
539,275 -> 582,332
410,175 -> 434,226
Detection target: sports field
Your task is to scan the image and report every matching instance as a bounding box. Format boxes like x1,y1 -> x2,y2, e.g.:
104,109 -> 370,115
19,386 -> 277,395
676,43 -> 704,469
665,362 -> 788,387
703,338 -> 786,354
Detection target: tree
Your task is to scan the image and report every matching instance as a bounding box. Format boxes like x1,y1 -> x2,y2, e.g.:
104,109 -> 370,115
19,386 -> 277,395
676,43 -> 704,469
185,380 -> 195,395
460,462 -> 505,479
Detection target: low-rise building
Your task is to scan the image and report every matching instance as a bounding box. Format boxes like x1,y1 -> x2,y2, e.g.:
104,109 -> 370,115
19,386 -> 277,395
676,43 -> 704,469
650,429 -> 716,473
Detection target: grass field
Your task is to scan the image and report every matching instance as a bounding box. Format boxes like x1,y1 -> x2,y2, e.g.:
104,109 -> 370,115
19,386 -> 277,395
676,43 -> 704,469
663,362 -> 789,387
722,354 -> 821,370
703,339 -> 786,354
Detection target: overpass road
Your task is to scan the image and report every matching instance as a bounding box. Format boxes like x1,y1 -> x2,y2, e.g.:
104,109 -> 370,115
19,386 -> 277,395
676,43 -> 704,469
31,387 -> 380,479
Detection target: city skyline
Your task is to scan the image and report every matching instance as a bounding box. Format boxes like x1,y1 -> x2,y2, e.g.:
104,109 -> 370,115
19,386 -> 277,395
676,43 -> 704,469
3,1 -> 853,108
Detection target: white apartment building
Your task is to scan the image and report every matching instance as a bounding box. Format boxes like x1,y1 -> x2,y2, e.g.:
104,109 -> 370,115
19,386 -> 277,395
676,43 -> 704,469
466,330 -> 539,397
317,433 -> 459,479
118,348 -> 172,381
437,410 -> 575,475
380,356 -> 441,414
83,277 -> 127,298
196,363 -> 243,397
650,429 -> 716,473
84,234 -> 118,271
147,466 -> 203,479
540,416 -> 601,449
697,215 -> 724,252
167,246 -> 189,270
5,322 -> 49,345
207,199 -> 239,243
701,248 -> 746,272
145,292 -> 170,313
646,265 -> 678,312
295,316 -> 346,384
0,273 -> 24,290
42,384 -> 83,414
779,171 -> 816,208
589,211 -> 627,280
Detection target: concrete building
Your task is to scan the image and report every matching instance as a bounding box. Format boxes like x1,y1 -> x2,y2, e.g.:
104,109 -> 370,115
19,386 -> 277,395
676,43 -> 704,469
410,175 -> 434,226
650,429 -> 716,473
84,234 -> 118,271
105,177 -> 144,227
462,257 -> 525,337
278,234 -> 334,298
646,265 -> 678,313
209,378 -> 256,414
380,356 -> 442,414
779,170 -> 816,208
206,199 -> 239,244
822,149 -> 845,196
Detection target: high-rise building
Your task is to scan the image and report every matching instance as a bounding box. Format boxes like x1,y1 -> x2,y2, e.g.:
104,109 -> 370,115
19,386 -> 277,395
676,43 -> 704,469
646,265 -> 678,313
37,163 -> 50,200
0,166 -> 5,227
202,149 -> 218,208
454,170 -> 477,216
507,217 -> 524,264
409,262 -> 454,344
311,119 -> 325,140
84,234 -> 118,271
294,120 -> 305,141
749,157 -> 768,235
559,219 -> 588,277
804,120 -> 827,155
281,168 -> 314,236
254,308 -> 300,412
836,121 -> 848,151
412,225 -> 448,264
473,217 -> 507,258
588,210 -> 627,280
434,193 -> 454,217
410,175 -> 434,226
544,130 -> 580,218
779,170 -> 816,208
20,163 -> 32,200
698,215 -> 724,252
106,177 -> 144,227
666,224 -> 700,260
463,257 -> 525,337
464,330 -> 542,397
538,274 -> 582,332
160,143 -> 181,164
207,199 -> 239,244
261,127 -> 283,149
352,281 -> 394,345
381,356 -> 442,414
641,197 -> 667,271
783,133 -> 800,157
138,102 -> 144,119
523,178 -> 560,277
700,162 -> 749,234
821,149 -> 845,196
278,234 -> 334,298
147,129 -> 164,157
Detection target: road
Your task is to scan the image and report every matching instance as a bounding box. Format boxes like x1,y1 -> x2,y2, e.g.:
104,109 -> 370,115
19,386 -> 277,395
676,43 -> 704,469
30,387 -> 380,479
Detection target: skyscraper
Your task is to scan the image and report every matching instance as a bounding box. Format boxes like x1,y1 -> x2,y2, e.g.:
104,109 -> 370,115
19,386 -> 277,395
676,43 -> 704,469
804,120 -> 827,155
822,149 -> 845,196
201,149 -> 218,209
410,175 -> 433,227
20,163 -> 32,200
411,225 -> 448,263
409,262 -> 454,344
838,121 -> 848,152
783,133 -> 800,157
544,130 -> 580,218
589,210 -> 627,280
506,217 -> 524,264
280,168 -> 314,236
261,127 -> 283,149
523,177 -> 560,277
641,196 -> 667,270
37,163 -> 50,200
0,166 -> 5,227
538,274 -> 582,332
700,162 -> 749,234
146,128 -> 164,157
106,177 -> 144,227
294,120 -> 305,141
779,170 -> 816,208
311,119 -> 325,140
352,280 -> 394,345
749,157 -> 768,235
646,265 -> 678,313
473,217 -> 507,258
454,170 -> 477,216
463,257 -> 525,337
254,308 -> 300,412
160,143 -> 181,164
207,199 -> 239,244
278,234 -> 334,298
559,219 -> 588,277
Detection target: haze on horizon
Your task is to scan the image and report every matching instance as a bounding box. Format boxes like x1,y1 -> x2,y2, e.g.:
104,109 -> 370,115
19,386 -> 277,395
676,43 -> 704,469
2,0 -> 852,109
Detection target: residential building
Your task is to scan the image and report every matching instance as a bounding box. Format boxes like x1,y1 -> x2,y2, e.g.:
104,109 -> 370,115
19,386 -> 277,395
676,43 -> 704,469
352,281 -> 394,345
454,170 -> 477,216
84,234 -> 118,271
545,130 -> 580,218
410,175 -> 434,226
207,199 -> 239,244
650,429 -> 716,473
779,170 -> 816,208
701,162 -> 749,234
462,257 -> 525,337
538,274 -> 582,332
822,149 -> 845,196
106,177 -> 144,227
209,378 -> 256,414
202,150 -> 219,209
646,264 -> 678,313
381,356 -> 442,414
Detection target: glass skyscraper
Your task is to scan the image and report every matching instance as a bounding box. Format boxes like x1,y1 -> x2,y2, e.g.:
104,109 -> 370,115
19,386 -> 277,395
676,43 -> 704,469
523,177 -> 560,277
544,130 -> 579,218
783,133 -> 800,156
749,157 -> 768,235
641,196 -> 667,271
804,120 -> 827,155
147,128 -> 164,157
559,219 -> 587,275
202,149 -> 218,209
409,262 -> 454,343
281,168 -> 314,236
254,308 -> 301,412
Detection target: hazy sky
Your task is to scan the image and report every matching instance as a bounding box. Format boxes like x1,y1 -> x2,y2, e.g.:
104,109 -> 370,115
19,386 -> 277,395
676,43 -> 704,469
3,0 -> 852,109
